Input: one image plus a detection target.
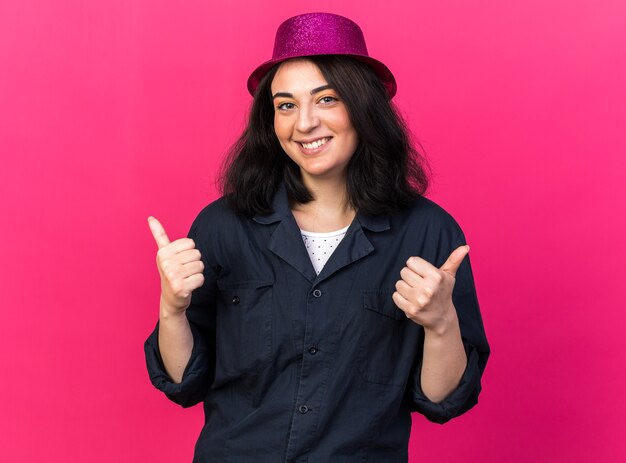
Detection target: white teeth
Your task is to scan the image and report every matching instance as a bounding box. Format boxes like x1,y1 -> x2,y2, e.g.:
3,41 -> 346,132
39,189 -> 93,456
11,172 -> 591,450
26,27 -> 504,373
301,137 -> 329,149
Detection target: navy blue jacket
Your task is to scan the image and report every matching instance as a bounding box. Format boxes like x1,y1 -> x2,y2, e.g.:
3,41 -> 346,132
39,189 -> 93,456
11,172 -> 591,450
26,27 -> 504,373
145,185 -> 490,462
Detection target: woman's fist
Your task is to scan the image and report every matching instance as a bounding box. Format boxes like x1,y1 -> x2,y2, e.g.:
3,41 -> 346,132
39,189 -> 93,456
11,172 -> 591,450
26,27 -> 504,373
392,245 -> 469,332
148,216 -> 205,315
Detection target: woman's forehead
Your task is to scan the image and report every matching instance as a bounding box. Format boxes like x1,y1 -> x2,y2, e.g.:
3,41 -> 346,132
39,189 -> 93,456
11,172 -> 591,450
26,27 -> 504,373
271,59 -> 330,95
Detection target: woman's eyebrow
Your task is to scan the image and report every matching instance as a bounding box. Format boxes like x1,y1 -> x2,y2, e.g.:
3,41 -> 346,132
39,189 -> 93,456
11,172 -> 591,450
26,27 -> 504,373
310,84 -> 333,95
272,84 -> 334,99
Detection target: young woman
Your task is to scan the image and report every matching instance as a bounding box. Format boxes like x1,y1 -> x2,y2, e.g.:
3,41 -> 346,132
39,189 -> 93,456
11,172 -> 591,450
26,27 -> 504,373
146,12 -> 489,462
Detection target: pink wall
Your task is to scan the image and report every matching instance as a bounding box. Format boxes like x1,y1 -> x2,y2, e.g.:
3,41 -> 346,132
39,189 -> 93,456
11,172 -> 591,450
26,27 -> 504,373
2,0 -> 625,461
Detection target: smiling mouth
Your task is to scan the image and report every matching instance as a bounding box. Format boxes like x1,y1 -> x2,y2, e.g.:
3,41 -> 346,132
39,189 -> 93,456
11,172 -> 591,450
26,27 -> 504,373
298,137 -> 331,149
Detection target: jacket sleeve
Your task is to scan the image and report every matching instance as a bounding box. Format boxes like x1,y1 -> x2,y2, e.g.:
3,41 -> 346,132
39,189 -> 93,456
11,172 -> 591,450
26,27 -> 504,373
407,231 -> 490,424
144,213 -> 218,408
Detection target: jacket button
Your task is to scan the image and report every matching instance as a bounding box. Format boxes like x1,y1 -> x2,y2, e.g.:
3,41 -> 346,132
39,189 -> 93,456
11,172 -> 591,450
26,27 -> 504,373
312,289 -> 322,298
232,296 -> 240,305
308,347 -> 317,355
298,404 -> 309,414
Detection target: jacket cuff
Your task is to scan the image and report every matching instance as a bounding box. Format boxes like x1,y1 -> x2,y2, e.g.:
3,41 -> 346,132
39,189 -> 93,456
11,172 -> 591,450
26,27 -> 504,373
408,341 -> 482,424
144,321 -> 213,408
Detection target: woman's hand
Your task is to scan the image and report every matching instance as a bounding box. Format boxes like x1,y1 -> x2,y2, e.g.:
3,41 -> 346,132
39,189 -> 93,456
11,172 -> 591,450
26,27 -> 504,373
393,245 -> 469,333
148,216 -> 205,317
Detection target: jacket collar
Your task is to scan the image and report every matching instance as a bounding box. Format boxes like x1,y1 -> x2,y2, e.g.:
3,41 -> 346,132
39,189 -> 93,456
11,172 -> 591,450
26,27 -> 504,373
356,212 -> 390,232
252,183 -> 291,225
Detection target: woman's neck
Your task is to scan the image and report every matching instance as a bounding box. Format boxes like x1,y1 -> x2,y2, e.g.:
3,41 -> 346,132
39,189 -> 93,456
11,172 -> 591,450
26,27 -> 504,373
291,177 -> 355,232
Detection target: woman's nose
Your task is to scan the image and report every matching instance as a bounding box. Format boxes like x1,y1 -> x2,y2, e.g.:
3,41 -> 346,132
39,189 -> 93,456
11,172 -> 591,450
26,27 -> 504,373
295,105 -> 320,133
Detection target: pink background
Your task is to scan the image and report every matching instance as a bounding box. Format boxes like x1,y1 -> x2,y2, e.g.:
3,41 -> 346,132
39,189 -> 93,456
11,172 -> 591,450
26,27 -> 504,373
2,0 -> 625,461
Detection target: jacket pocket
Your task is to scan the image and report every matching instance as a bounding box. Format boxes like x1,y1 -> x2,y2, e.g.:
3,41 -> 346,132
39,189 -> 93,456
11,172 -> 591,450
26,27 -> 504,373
216,280 -> 274,376
357,289 -> 408,386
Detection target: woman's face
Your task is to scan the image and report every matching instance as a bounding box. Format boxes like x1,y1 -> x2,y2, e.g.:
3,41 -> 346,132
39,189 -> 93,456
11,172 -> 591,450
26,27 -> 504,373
271,59 -> 358,185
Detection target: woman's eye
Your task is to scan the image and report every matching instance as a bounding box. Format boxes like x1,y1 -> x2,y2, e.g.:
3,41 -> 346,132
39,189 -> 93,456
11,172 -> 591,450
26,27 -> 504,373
319,96 -> 338,104
277,102 -> 295,111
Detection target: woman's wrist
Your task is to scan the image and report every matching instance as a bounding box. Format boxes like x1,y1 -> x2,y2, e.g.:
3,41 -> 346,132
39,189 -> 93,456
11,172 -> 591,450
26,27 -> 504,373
159,296 -> 188,321
423,303 -> 460,338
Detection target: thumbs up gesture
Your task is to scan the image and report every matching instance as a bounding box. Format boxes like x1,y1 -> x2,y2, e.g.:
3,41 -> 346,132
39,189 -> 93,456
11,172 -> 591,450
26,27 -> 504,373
148,216 -> 205,315
392,245 -> 470,331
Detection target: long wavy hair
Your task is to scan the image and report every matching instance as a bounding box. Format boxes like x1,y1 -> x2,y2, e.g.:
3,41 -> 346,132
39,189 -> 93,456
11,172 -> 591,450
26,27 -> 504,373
219,55 -> 430,217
